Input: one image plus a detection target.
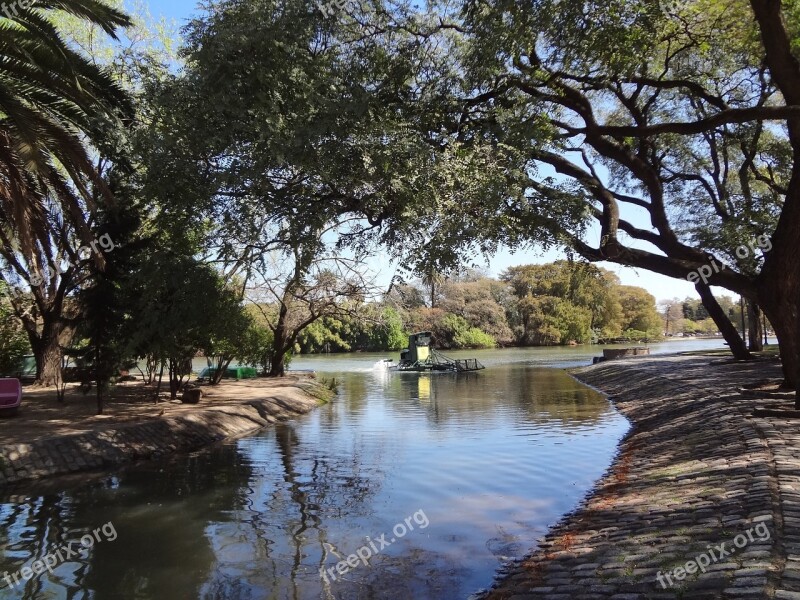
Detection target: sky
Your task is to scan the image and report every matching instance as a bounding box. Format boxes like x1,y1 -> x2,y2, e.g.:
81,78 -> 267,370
137,0 -> 716,303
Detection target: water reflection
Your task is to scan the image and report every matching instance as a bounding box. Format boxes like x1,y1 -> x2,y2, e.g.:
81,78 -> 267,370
0,444 -> 252,599
0,363 -> 628,599
391,368 -> 611,427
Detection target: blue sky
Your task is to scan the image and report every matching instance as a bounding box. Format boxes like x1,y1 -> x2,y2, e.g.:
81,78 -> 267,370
139,0 -> 709,303
146,1 -> 200,24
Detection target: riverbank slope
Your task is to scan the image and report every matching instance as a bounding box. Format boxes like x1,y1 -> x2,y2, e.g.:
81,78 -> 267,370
481,353 -> 798,599
0,375 -> 334,487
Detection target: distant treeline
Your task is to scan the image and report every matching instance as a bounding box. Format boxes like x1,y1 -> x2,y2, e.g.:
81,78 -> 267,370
296,261 -> 668,353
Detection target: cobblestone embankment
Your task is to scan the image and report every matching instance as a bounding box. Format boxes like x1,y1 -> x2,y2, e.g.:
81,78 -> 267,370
0,381 -> 332,487
480,353 -> 800,600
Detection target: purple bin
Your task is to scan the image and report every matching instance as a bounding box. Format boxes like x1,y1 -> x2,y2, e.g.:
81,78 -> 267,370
0,378 -> 22,415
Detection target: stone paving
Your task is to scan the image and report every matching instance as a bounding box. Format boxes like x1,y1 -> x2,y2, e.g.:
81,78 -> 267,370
478,353 -> 799,600
0,383 -> 331,487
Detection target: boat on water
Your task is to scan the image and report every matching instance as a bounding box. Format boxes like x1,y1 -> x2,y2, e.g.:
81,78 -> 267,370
386,331 -> 485,373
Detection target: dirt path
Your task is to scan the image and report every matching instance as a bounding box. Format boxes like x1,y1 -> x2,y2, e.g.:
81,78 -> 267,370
0,375 -> 333,486
0,375 -> 326,446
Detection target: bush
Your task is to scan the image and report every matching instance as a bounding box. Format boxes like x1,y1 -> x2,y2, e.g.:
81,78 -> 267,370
623,328 -> 648,341
433,313 -> 495,349
0,288 -> 29,375
454,327 -> 496,349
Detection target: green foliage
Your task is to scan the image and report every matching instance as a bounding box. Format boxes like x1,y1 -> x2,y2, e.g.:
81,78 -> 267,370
439,277 -> 514,344
623,329 -> 650,342
501,262 -> 624,345
127,253 -> 251,382
239,322 -> 275,376
359,307 -> 407,351
618,286 -> 663,337
297,317 -> 353,354
0,0 -> 132,259
287,261 -> 671,352
432,314 -> 497,349
293,305 -> 408,353
0,285 -> 30,375
453,326 -> 497,350
383,309 -> 409,351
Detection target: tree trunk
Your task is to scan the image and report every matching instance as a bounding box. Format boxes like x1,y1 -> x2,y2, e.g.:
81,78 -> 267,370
760,299 -> 800,397
154,360 -> 165,403
269,304 -> 291,378
30,322 -> 66,388
269,329 -> 290,377
696,283 -> 752,360
169,358 -> 187,398
747,301 -> 764,352
96,346 -> 104,415
748,0 -> 800,403
211,356 -> 233,384
269,343 -> 288,377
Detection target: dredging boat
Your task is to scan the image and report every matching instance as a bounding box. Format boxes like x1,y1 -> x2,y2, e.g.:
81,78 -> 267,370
386,332 -> 485,373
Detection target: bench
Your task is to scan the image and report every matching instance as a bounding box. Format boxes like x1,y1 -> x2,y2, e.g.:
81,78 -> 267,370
0,378 -> 22,415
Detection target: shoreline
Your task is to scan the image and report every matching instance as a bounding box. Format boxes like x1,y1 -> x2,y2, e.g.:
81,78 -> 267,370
478,352 -> 795,599
0,375 -> 333,487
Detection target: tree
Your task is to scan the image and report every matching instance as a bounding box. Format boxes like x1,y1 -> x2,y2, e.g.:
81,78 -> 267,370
204,307 -> 252,386
658,299 -> 684,336
0,0 -> 183,387
129,253 -> 251,395
370,307 -> 408,351
436,314 -> 496,349
239,320 -> 276,377
514,296 -> 592,346
694,282 -> 750,359
73,200 -> 143,412
421,268 -> 446,309
0,0 -> 131,259
326,1 -> 800,396
438,277 -> 514,345
386,283 -> 427,312
458,0 -> 800,389
618,286 -> 662,337
0,283 -> 30,375
501,262 -> 622,344
248,243 -> 378,377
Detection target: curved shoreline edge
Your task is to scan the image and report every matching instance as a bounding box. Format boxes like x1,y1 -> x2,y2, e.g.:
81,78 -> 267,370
0,379 -> 334,487
478,353 -> 795,600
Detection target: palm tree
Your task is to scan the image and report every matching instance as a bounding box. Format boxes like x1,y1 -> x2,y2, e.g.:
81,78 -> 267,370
0,0 -> 132,385
0,0 -> 131,256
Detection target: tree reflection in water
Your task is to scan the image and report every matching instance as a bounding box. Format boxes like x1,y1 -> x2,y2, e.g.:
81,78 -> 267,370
0,363 -> 628,600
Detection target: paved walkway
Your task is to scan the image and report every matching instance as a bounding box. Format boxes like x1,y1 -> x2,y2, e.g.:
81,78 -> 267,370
479,353 -> 800,600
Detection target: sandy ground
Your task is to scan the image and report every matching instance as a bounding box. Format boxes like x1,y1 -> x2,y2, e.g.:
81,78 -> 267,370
0,375 -> 321,446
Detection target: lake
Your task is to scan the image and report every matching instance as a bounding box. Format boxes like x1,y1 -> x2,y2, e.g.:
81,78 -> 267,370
0,340 -> 728,599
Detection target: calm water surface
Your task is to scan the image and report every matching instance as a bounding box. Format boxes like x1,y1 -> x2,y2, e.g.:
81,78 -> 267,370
0,341 -> 724,599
